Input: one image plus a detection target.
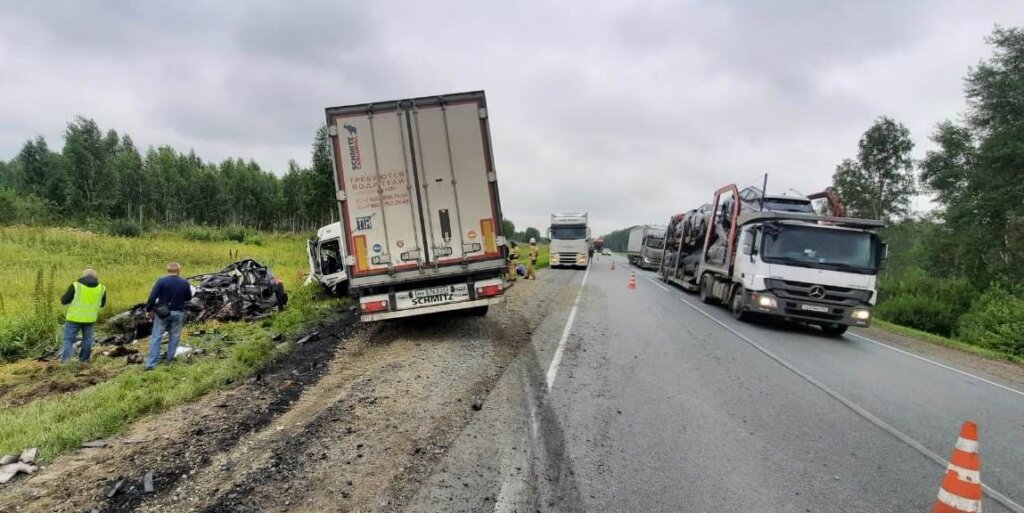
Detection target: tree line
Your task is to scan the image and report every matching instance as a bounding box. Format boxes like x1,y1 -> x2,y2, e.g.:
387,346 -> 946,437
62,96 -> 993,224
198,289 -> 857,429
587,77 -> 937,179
0,119 -> 338,231
829,27 -> 1023,353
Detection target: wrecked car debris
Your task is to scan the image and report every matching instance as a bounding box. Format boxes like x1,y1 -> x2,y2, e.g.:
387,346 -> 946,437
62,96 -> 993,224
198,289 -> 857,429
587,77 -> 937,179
0,448 -> 40,485
103,259 -> 288,346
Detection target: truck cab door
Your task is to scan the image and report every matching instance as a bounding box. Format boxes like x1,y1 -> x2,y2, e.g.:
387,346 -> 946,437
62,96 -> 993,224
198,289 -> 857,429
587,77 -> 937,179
307,239 -> 321,282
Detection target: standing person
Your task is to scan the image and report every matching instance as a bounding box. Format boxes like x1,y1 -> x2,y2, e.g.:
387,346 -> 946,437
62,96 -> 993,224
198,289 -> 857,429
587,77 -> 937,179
507,241 -> 520,282
59,268 -> 107,363
526,238 -> 540,280
145,262 -> 192,370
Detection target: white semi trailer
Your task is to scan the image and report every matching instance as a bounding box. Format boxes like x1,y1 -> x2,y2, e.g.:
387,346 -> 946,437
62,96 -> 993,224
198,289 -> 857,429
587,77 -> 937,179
626,224 -> 666,270
322,91 -> 509,321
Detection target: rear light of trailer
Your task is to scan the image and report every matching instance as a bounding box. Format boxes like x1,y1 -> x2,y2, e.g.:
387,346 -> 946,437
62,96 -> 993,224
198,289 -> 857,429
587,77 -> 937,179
476,284 -> 503,298
361,299 -> 389,313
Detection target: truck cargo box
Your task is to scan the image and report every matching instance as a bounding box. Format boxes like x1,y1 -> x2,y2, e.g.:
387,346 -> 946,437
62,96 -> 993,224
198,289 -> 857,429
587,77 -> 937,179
325,91 -> 507,320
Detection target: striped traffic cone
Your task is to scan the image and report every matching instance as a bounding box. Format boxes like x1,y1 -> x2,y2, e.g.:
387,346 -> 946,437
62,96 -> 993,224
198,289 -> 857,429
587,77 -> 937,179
628,271 -> 637,289
932,421 -> 981,513
611,260 -> 615,270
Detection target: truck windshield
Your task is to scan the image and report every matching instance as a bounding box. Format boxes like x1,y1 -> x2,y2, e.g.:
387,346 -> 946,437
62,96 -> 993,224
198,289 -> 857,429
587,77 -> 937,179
761,224 -> 878,273
645,237 -> 665,249
550,226 -> 587,240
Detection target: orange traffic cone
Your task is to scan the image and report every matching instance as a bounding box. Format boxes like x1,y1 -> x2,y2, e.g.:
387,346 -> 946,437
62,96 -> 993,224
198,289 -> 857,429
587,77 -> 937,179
932,421 -> 981,513
628,271 -> 637,289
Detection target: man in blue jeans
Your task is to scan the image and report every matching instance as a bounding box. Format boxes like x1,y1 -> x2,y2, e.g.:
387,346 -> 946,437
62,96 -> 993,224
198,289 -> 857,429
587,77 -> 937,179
145,262 -> 193,370
59,268 -> 107,363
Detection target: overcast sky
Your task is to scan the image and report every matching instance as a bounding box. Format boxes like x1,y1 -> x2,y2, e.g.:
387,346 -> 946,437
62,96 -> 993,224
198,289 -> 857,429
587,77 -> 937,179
1,1 -> 1022,235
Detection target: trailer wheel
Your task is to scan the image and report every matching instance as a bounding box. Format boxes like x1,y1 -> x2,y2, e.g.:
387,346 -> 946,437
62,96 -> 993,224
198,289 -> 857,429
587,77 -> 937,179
700,275 -> 716,304
820,324 -> 847,337
730,287 -> 750,321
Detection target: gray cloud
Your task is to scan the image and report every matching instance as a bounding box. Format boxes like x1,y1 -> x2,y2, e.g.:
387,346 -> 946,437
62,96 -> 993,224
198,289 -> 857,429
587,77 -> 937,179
1,1 -> 1022,235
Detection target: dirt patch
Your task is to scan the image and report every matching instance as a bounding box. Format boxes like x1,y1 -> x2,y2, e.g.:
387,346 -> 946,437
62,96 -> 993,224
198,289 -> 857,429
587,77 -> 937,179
0,360 -> 121,409
0,313 -> 358,513
854,325 -> 1024,390
0,273 -> 571,513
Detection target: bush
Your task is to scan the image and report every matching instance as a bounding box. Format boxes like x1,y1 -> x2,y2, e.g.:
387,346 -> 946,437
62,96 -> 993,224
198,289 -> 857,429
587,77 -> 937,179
106,220 -> 143,238
876,294 -> 962,337
958,287 -> 1024,356
223,225 -> 248,243
0,188 -> 57,226
876,269 -> 979,336
183,226 -> 220,241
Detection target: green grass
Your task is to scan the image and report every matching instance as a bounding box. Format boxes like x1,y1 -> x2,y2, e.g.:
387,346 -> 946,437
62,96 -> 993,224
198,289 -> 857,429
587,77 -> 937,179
535,245 -> 550,269
0,286 -> 346,461
0,225 -> 313,362
873,319 -> 1024,365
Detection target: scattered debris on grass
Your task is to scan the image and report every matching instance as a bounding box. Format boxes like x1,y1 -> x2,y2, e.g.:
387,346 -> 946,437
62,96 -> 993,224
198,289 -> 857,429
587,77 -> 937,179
0,448 -> 39,485
102,259 -> 288,347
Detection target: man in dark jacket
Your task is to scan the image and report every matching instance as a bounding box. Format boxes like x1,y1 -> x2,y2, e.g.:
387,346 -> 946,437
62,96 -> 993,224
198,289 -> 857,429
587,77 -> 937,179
60,268 -> 107,363
144,262 -> 193,370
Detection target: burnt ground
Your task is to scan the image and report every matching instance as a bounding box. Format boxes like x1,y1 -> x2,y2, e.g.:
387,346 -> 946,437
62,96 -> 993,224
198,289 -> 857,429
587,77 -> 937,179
0,273 -> 574,513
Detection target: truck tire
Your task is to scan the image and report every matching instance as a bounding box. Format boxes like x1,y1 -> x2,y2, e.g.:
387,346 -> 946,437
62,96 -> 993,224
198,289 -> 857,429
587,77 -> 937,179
700,275 -> 716,304
730,287 -> 750,321
820,324 -> 847,337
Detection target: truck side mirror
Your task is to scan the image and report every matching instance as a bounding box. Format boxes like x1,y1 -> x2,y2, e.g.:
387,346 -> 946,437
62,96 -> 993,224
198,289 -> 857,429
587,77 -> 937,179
742,241 -> 753,255
879,242 -> 889,270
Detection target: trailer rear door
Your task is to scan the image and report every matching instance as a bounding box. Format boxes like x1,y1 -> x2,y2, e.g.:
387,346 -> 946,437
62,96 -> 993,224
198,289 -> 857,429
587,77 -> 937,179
326,92 -> 503,282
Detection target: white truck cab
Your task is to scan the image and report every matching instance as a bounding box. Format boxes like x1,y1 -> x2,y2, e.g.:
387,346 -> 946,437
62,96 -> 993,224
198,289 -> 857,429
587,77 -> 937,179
549,213 -> 591,268
306,222 -> 349,294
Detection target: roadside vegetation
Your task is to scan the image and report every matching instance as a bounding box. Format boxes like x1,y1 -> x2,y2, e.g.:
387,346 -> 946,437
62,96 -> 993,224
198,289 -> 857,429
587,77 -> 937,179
0,286 -> 346,461
0,225 -> 313,363
859,28 -> 1024,358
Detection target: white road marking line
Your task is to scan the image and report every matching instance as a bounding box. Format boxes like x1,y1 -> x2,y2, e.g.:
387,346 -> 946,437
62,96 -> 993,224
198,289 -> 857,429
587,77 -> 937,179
677,295 -> 1024,513
847,332 -> 1024,398
644,275 -> 670,292
545,265 -> 591,390
647,279 -> 1024,400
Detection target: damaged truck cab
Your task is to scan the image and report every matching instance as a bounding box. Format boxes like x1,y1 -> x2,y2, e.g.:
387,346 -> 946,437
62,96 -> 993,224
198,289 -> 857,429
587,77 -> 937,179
306,222 -> 349,295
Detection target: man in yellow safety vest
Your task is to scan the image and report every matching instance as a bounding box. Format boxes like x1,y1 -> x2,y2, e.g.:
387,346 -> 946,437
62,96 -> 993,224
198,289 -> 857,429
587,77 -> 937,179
60,268 -> 107,363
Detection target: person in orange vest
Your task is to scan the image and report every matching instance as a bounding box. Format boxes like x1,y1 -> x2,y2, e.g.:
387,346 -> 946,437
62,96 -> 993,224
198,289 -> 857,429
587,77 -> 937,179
59,268 -> 107,363
526,238 -> 540,280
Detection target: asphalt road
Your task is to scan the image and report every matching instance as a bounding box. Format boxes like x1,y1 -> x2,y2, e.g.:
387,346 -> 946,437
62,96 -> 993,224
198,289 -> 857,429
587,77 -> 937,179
414,253 -> 1024,512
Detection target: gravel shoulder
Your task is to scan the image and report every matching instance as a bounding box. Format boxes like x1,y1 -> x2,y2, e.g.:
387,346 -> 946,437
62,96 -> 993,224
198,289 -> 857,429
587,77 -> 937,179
0,272 -> 570,513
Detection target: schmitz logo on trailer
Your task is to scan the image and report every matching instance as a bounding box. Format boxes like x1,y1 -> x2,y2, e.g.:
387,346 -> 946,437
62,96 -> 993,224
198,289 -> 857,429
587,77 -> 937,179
343,124 -> 362,170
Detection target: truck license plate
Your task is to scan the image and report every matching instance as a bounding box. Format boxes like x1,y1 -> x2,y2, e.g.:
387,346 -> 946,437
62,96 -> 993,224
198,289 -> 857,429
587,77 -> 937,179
800,304 -> 830,313
398,284 -> 470,309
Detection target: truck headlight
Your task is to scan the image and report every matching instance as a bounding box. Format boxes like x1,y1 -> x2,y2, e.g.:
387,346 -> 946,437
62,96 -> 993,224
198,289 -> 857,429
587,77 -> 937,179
852,309 -> 871,320
643,257 -> 651,264
752,293 -> 777,309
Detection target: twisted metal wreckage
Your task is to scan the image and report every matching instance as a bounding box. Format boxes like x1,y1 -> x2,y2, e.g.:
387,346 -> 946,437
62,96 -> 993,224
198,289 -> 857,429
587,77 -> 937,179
100,259 -> 288,348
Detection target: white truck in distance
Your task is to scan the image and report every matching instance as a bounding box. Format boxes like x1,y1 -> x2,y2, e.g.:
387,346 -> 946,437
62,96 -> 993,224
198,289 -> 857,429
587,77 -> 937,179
626,224 -> 666,270
548,213 -> 591,268
324,91 -> 509,321
660,184 -> 885,336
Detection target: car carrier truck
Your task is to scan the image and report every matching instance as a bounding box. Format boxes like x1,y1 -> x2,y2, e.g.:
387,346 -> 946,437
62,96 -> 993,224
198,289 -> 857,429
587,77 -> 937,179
324,91 -> 508,321
659,184 -> 885,336
548,213 -> 591,268
627,224 -> 666,269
